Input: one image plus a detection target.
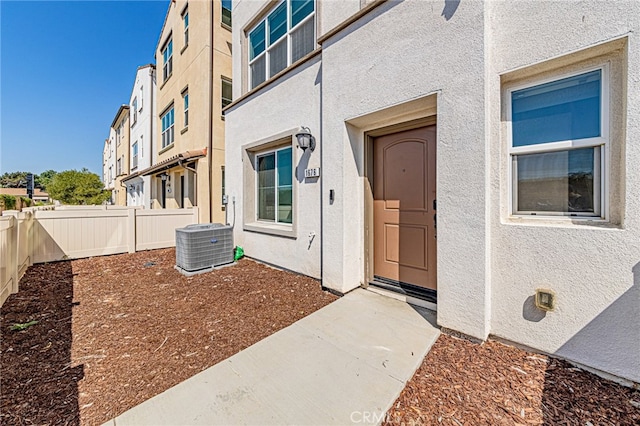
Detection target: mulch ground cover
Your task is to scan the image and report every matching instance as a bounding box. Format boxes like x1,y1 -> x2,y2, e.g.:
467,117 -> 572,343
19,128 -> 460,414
385,334 -> 640,425
0,248 -> 337,425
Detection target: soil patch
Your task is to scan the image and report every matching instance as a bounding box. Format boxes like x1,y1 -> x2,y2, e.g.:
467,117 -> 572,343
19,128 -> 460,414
1,248 -> 337,425
385,334 -> 640,425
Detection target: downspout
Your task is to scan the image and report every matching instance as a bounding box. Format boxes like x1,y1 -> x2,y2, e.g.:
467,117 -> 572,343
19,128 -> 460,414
207,0 -> 215,223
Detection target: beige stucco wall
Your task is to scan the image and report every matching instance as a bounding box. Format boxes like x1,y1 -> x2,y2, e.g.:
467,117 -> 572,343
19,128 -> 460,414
226,0 -> 640,383
153,0 -> 231,223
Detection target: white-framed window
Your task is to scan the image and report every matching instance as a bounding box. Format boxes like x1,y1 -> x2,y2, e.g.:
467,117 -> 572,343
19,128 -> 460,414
222,77 -> 232,109
182,90 -> 189,127
222,0 -> 232,27
139,86 -> 143,111
182,7 -> 189,47
117,157 -> 122,176
508,66 -> 608,218
162,37 -> 173,81
256,146 -> 293,223
248,0 -> 315,90
161,105 -> 175,148
132,97 -> 138,125
132,142 -> 138,169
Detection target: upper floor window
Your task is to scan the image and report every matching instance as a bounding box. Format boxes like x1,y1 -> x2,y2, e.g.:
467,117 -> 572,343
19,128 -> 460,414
161,105 -> 175,148
182,90 -> 189,127
222,77 -> 232,109
162,37 -> 173,81
117,157 -> 122,176
182,7 -> 189,47
222,0 -> 232,27
132,142 -> 139,169
132,97 -> 138,125
248,0 -> 315,89
509,67 -> 608,218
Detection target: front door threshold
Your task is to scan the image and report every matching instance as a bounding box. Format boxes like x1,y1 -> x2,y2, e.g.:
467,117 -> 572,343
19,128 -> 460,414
370,275 -> 437,304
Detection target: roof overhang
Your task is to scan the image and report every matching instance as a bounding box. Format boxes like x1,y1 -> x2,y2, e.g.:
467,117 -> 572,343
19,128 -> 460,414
111,104 -> 130,128
139,148 -> 207,177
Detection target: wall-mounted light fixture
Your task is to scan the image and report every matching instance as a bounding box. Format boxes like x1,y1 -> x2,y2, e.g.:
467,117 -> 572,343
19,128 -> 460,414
295,126 -> 316,152
160,174 -> 168,182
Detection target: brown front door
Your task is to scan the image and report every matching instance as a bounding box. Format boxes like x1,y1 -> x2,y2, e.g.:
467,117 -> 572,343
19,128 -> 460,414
373,126 -> 437,291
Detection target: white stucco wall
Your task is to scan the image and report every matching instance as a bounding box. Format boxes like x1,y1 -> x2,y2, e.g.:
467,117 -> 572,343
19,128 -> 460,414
225,56 -> 322,278
486,0 -> 640,383
105,128 -> 117,198
321,0 -> 490,338
127,66 -> 157,208
226,0 -> 640,383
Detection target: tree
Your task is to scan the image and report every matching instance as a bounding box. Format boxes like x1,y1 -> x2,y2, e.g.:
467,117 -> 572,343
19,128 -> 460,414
0,171 -> 29,188
37,170 -> 57,191
47,169 -> 111,205
0,170 -> 55,189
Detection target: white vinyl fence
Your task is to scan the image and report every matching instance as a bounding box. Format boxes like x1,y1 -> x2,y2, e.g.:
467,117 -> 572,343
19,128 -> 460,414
0,206 -> 198,306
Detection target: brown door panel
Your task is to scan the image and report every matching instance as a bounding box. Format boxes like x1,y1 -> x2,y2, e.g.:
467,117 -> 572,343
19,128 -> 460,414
373,126 -> 436,291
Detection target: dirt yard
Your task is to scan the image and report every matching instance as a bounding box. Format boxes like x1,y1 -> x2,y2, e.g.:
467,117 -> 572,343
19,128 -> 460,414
2,248 -> 638,426
385,334 -> 640,425
0,248 -> 337,425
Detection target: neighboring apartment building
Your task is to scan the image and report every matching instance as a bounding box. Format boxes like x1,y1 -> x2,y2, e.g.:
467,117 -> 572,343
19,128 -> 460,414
139,0 -> 232,223
112,105 -> 130,206
102,130 -> 116,203
225,0 -> 640,384
122,64 -> 157,207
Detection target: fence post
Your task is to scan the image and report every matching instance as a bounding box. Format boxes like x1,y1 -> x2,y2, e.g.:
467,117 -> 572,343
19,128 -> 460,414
8,215 -> 18,294
192,207 -> 199,224
128,208 -> 136,253
25,211 -> 33,267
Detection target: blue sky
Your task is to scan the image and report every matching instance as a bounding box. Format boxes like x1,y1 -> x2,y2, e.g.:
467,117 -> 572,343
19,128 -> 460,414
0,0 -> 169,177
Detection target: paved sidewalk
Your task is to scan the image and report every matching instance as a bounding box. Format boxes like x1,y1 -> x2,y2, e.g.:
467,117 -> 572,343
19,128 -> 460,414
106,289 -> 440,425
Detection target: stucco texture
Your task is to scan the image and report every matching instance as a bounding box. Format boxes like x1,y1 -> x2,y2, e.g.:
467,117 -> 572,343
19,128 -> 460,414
226,0 -> 640,383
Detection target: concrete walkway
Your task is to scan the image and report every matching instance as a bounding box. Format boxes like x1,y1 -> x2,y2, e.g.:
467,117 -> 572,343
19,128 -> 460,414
106,289 -> 440,425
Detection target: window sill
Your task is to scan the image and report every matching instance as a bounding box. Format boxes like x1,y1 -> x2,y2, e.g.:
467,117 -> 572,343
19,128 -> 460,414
221,22 -> 232,32
159,74 -> 173,90
504,215 -> 621,230
158,143 -> 175,155
244,221 -> 296,239
180,44 -> 188,55
180,126 -> 188,134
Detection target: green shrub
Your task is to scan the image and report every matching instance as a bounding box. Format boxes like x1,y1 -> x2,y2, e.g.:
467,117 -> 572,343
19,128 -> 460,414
0,194 -> 17,210
20,197 -> 32,207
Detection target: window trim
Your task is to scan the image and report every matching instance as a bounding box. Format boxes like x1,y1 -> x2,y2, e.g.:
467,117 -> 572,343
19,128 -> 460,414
506,64 -> 610,219
222,0 -> 232,28
182,89 -> 189,128
221,77 -> 232,110
160,103 -> 175,149
247,0 -> 316,90
132,141 -> 139,170
131,97 -> 138,126
161,35 -> 173,82
242,129 -> 299,238
182,6 -> 189,49
255,145 -> 293,225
